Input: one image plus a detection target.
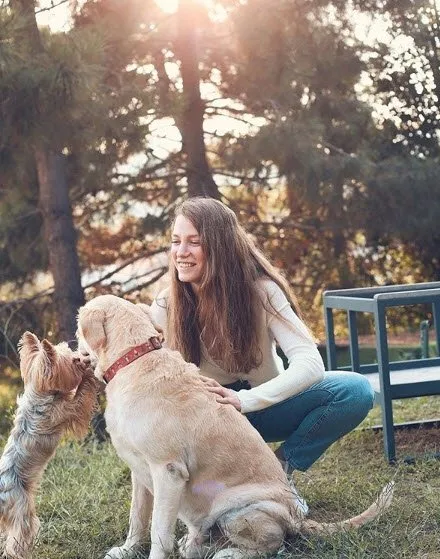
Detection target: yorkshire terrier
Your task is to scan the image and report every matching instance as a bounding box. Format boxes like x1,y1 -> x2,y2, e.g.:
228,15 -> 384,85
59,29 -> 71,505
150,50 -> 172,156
0,332 -> 98,559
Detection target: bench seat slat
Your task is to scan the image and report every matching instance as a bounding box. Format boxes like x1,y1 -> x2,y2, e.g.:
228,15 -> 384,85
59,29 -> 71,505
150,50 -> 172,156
365,366 -> 440,398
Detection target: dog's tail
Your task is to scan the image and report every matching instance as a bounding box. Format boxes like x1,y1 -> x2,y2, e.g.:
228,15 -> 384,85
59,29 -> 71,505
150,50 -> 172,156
297,481 -> 394,535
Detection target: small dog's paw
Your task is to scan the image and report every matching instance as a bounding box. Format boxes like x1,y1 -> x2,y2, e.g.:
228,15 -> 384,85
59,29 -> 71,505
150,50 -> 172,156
73,352 -> 93,372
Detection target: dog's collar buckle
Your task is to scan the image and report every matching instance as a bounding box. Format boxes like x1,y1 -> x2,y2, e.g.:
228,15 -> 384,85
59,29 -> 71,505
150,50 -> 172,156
103,337 -> 162,384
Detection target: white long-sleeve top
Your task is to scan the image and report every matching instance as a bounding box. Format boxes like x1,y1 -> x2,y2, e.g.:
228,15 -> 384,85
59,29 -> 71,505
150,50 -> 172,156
150,278 -> 325,414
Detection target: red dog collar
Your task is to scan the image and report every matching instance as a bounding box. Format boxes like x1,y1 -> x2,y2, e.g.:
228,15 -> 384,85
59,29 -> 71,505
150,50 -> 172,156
103,337 -> 162,384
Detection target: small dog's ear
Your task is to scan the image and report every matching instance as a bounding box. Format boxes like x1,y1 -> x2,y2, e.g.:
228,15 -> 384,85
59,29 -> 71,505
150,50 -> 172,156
41,339 -> 56,363
18,331 -> 40,354
78,307 -> 107,351
18,331 -> 41,383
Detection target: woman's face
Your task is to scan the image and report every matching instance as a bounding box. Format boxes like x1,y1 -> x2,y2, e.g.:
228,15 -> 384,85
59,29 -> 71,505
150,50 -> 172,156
171,215 -> 206,287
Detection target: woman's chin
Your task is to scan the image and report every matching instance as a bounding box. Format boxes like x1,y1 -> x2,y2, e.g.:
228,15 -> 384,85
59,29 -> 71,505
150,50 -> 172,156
178,272 -> 202,286
178,272 -> 196,283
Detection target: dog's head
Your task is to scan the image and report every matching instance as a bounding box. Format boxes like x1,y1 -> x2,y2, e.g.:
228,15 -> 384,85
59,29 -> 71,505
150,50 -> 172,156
77,295 -> 163,382
136,303 -> 165,343
18,332 -> 83,394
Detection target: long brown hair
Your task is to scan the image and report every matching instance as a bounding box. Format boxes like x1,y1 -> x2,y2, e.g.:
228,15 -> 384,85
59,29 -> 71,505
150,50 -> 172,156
167,197 -> 303,375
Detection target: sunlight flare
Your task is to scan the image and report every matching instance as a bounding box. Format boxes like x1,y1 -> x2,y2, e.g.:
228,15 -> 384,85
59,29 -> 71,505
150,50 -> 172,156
153,0 -> 228,19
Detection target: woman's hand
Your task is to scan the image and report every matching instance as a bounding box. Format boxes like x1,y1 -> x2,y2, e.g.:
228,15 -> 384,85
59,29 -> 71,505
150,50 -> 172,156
200,376 -> 242,412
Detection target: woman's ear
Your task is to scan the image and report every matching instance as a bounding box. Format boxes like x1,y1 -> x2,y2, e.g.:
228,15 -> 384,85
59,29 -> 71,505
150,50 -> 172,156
77,307 -> 107,351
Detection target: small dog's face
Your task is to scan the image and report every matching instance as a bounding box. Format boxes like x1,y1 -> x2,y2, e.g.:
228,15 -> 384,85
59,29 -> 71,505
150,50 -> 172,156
18,332 -> 83,394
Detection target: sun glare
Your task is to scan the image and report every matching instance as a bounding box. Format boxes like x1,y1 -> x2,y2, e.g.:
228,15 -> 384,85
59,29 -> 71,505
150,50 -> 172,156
36,0 -> 72,31
153,0 -> 228,20
154,0 -> 178,13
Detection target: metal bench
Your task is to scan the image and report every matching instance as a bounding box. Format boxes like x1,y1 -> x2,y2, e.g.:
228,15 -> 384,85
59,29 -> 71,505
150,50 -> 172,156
323,282 -> 440,463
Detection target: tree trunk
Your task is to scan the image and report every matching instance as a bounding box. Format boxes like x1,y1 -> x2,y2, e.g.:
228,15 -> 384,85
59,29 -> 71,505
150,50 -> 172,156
176,0 -> 219,199
35,148 -> 85,342
12,0 -> 85,343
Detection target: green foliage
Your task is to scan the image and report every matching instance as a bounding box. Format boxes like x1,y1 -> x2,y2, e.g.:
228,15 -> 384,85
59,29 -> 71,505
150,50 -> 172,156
1,0 -> 440,338
0,7 -> 108,290
0,18 -> 105,144
355,0 -> 439,158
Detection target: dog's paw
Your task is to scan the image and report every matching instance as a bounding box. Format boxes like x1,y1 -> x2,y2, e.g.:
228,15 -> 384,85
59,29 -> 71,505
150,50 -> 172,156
73,352 -> 92,371
178,535 -> 196,559
104,546 -> 134,559
178,535 -> 209,559
211,548 -> 247,559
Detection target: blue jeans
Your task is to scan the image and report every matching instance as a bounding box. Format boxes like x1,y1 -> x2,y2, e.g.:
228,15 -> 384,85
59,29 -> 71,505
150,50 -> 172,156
225,372 -> 374,471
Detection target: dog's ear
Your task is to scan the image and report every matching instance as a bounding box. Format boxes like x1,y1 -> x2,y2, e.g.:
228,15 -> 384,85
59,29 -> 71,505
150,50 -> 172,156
18,331 -> 41,383
78,307 -> 107,351
137,303 -> 152,318
18,331 -> 40,354
41,339 -> 56,363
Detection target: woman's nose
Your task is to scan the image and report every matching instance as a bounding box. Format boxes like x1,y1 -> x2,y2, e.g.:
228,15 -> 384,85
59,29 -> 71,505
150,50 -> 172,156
177,242 -> 190,256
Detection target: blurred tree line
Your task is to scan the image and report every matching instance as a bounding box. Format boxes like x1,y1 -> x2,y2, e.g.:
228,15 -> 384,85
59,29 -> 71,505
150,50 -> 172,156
0,0 -> 439,365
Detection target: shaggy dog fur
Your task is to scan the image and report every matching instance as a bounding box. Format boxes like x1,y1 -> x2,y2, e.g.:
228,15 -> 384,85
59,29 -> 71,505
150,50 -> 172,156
77,295 -> 393,559
0,332 -> 98,559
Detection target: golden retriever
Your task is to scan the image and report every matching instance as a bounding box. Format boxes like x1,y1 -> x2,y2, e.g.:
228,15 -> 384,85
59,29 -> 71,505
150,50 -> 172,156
77,294 -> 393,559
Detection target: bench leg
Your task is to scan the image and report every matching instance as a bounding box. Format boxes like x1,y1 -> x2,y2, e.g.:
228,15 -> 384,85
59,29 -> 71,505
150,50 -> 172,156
379,395 -> 396,463
374,304 -> 396,463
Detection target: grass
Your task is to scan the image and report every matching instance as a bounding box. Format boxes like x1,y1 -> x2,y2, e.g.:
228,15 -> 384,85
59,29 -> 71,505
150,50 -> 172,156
1,362 -> 440,559
0,401 -> 440,558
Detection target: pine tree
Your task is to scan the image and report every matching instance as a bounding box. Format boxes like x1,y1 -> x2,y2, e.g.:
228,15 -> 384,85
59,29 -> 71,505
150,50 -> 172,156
1,0 -> 106,341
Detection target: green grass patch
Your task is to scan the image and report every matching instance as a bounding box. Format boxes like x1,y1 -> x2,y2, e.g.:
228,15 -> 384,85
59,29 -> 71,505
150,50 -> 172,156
0,411 -> 438,558
34,442 -> 133,558
1,362 -> 440,558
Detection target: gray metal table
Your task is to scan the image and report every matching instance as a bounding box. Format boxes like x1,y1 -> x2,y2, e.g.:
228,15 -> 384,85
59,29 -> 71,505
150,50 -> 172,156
323,282 -> 440,463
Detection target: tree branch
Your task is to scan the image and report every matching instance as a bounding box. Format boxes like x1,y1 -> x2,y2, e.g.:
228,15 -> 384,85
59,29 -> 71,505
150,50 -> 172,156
0,249 -> 169,310
35,0 -> 70,14
84,248 -> 168,290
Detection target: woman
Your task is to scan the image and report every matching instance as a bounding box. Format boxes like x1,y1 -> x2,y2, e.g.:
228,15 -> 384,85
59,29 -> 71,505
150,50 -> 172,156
151,197 -> 374,512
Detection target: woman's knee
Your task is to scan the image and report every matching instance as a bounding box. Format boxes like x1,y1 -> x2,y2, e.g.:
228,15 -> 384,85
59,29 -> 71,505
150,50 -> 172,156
343,373 -> 375,419
324,372 -> 375,419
